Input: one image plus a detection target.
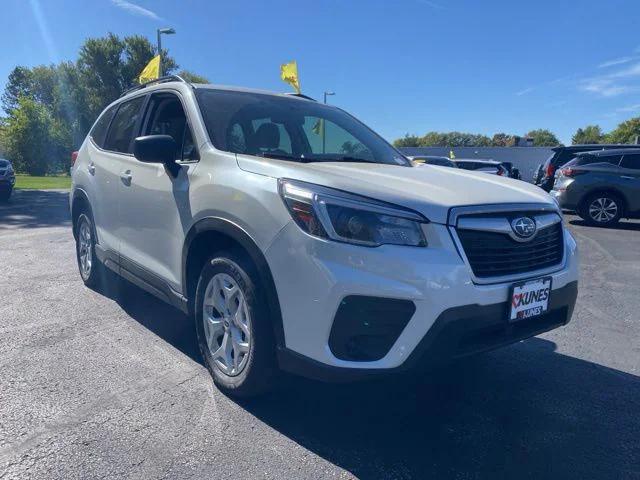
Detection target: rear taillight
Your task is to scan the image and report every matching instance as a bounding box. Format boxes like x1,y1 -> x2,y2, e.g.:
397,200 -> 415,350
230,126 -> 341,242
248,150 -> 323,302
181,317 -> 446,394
71,151 -> 79,167
559,167 -> 584,177
545,164 -> 555,177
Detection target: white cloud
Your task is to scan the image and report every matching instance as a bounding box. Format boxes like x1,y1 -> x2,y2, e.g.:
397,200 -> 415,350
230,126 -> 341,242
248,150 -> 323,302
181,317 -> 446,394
579,61 -> 640,97
598,56 -> 635,69
110,0 -> 161,20
616,104 -> 640,113
579,79 -> 634,97
515,87 -> 534,96
607,61 -> 640,79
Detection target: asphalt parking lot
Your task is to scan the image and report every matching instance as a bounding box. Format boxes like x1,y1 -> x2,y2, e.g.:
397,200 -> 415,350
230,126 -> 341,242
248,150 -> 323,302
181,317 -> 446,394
1,190 -> 639,480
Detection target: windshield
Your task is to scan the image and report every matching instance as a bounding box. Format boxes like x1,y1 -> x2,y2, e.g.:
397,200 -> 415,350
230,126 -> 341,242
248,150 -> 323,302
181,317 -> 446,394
195,89 -> 409,166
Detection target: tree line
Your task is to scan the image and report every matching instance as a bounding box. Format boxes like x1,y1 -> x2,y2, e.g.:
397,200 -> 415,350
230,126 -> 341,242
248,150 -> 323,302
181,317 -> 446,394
394,119 -> 640,149
0,33 -> 208,175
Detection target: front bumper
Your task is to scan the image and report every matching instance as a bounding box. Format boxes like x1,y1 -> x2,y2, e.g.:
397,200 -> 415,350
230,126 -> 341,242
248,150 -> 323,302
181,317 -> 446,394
279,281 -> 577,381
0,177 -> 15,191
265,220 -> 579,380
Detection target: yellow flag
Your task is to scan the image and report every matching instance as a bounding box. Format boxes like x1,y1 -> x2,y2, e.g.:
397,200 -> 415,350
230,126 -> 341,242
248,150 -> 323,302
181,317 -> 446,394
280,60 -> 301,94
312,118 -> 323,135
139,55 -> 160,84
449,149 -> 456,159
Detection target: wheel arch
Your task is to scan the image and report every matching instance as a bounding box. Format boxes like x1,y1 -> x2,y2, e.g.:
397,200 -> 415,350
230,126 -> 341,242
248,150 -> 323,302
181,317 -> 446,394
70,188 -> 94,240
182,217 -> 285,349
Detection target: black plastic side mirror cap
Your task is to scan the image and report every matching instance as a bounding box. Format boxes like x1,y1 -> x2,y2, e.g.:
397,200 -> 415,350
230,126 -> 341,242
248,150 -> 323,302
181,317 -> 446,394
133,135 -> 177,165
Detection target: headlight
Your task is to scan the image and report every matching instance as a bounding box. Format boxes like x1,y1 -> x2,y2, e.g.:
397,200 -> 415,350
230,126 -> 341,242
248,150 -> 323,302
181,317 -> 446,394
278,179 -> 428,247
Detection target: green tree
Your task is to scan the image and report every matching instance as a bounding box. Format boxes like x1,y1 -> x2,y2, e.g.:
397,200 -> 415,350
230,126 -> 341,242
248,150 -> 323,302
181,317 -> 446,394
78,33 -> 178,120
605,117 -> 640,144
1,65 -> 57,113
572,125 -> 604,145
393,134 -> 421,148
419,131 -> 490,147
526,129 -> 561,146
178,70 -> 210,83
491,132 -> 521,147
2,96 -> 71,175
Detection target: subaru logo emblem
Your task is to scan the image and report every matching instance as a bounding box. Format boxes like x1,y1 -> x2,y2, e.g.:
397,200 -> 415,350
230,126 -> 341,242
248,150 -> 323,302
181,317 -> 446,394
511,217 -> 536,239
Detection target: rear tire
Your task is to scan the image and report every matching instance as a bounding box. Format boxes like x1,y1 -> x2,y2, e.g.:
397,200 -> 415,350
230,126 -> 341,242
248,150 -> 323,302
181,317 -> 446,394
578,192 -> 623,227
195,250 -> 277,397
75,212 -> 102,288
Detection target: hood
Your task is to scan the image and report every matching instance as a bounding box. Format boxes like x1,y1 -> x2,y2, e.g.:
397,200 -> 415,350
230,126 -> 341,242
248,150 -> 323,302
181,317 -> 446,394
236,155 -> 555,224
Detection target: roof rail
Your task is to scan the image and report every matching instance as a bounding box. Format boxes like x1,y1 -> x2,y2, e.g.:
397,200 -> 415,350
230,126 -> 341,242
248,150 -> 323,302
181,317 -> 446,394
121,75 -> 190,97
283,92 -> 317,102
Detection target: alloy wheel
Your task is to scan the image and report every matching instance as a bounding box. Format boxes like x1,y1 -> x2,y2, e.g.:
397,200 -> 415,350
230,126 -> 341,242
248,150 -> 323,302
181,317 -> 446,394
202,273 -> 251,376
78,219 -> 93,279
588,197 -> 618,223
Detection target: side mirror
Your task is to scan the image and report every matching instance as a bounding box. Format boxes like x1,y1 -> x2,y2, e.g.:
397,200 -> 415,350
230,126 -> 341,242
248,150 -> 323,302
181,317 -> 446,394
134,135 -> 177,166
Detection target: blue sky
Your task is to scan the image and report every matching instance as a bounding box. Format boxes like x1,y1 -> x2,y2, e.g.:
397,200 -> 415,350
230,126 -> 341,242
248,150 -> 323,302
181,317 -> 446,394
2,0 -> 640,144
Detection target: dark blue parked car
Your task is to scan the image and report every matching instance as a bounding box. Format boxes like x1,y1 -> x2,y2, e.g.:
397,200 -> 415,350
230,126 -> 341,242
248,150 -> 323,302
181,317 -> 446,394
0,158 -> 16,201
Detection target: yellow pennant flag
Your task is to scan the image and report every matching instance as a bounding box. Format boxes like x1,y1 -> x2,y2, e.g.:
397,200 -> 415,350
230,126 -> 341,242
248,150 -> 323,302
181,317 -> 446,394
312,118 -> 323,135
139,55 -> 160,84
449,149 -> 456,159
280,60 -> 301,94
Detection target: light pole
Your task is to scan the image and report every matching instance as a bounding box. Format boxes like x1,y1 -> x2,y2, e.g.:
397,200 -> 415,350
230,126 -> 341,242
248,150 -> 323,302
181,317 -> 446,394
156,27 -> 176,77
322,91 -> 335,153
323,91 -> 335,104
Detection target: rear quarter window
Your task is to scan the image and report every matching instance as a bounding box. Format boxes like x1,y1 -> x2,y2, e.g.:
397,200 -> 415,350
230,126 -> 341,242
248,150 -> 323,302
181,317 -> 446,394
621,153 -> 640,169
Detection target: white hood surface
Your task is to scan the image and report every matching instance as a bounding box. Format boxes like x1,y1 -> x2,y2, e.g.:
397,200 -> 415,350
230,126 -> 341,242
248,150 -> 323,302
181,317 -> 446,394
236,156 -> 555,225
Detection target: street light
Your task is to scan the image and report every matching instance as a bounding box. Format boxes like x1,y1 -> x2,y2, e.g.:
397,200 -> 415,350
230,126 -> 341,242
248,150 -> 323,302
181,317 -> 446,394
157,27 -> 176,77
323,91 -> 335,104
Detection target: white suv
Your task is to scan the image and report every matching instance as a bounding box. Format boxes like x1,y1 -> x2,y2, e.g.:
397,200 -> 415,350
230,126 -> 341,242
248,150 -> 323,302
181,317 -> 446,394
70,77 -> 579,396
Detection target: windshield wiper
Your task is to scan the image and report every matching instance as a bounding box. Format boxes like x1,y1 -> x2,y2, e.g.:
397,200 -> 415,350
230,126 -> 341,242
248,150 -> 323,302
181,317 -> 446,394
259,152 -> 380,165
259,152 -> 304,162
337,156 -> 378,164
302,156 -> 379,164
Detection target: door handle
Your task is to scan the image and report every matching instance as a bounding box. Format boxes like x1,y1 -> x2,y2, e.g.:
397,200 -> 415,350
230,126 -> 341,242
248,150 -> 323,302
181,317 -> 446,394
120,170 -> 132,186
88,162 -> 95,175
620,176 -> 634,180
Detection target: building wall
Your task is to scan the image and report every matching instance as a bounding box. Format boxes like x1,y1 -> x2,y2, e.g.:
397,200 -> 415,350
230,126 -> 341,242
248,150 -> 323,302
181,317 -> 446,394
400,147 -> 554,183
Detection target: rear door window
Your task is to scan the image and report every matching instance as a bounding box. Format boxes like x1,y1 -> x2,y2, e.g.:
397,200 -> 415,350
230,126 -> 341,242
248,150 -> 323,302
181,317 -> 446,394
90,104 -> 118,148
104,96 -> 146,154
621,153 -> 640,170
575,155 -> 621,166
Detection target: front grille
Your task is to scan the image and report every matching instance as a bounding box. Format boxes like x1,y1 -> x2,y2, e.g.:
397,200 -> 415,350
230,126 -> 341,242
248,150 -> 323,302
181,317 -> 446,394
457,222 -> 564,278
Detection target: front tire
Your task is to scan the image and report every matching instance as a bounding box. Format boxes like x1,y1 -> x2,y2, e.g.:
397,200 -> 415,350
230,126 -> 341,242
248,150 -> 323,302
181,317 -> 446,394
75,212 -> 102,288
195,251 -> 277,397
578,192 -> 623,227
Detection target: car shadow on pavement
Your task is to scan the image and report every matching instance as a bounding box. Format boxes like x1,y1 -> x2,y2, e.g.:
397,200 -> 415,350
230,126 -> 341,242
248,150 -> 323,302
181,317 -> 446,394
568,218 -> 640,232
238,339 -> 640,479
97,272 -> 203,364
0,190 -> 71,230
102,280 -> 640,479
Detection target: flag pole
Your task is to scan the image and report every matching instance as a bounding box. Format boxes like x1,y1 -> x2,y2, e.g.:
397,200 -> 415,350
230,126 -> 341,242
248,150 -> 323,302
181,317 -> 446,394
156,29 -> 162,77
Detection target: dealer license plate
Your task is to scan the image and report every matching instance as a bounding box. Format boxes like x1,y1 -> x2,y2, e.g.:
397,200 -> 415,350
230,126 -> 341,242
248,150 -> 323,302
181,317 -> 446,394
509,277 -> 552,322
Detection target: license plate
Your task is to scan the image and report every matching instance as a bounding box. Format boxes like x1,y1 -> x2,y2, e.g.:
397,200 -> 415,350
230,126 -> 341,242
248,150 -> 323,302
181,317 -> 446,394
509,277 -> 552,322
